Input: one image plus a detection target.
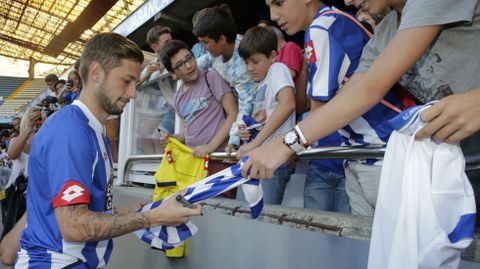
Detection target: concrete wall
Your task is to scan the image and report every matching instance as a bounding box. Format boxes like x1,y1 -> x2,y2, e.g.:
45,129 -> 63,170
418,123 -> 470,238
108,186 -> 480,269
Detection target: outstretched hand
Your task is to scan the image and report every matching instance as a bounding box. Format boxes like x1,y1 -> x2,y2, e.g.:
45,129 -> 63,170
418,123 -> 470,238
240,137 -> 293,179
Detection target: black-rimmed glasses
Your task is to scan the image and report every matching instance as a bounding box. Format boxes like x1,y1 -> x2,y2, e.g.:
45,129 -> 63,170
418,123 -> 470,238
173,54 -> 195,71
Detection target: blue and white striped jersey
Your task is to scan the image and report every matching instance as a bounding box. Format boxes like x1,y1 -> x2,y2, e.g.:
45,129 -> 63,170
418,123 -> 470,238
306,5 -> 402,151
17,100 -> 114,269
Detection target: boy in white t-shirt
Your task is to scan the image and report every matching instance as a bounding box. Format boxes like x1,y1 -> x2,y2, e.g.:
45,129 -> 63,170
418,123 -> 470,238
235,26 -> 296,204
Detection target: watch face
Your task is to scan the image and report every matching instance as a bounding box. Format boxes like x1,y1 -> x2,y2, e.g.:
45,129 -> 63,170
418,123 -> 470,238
284,130 -> 298,145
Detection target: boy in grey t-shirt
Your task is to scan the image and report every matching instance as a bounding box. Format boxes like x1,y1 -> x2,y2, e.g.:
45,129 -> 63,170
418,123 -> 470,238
354,0 -> 480,203
158,40 -> 238,158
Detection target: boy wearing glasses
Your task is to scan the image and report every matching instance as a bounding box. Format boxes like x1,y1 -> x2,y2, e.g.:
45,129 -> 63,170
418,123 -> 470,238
158,40 -> 238,161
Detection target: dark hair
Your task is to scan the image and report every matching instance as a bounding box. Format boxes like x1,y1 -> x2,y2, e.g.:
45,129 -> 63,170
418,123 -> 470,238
54,79 -> 66,89
146,26 -> 172,46
45,74 -> 58,83
0,129 -> 10,138
239,26 -> 278,60
192,4 -> 237,43
79,33 -> 144,84
159,40 -> 191,73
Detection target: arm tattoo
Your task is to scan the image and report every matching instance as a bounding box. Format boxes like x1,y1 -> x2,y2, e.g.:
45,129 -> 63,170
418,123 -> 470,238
55,204 -> 151,242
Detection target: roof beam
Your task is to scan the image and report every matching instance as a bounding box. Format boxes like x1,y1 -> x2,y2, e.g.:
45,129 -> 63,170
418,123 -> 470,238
14,0 -> 29,32
44,0 -> 118,57
0,52 -> 72,65
0,13 -> 54,36
0,34 -> 80,60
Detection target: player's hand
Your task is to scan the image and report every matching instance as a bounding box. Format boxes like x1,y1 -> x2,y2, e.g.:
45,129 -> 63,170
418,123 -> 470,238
146,190 -> 202,227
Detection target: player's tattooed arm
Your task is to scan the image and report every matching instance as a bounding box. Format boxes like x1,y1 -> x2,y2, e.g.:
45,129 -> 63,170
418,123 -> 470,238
54,196 -> 202,242
54,204 -> 151,242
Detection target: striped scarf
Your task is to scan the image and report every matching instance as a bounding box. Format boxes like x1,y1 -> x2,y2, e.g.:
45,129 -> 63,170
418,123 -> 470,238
134,157 -> 263,249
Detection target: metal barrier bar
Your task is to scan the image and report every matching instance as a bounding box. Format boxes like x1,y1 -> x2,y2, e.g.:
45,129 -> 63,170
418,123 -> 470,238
122,146 -> 386,185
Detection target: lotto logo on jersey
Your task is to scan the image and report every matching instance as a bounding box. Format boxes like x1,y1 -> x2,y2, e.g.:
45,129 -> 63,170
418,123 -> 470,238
52,180 -> 91,208
305,40 -> 317,64
62,185 -> 85,202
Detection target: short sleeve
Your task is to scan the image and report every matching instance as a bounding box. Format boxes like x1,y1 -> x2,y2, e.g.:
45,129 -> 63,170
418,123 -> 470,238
278,42 -> 304,78
205,69 -> 233,102
399,0 -> 478,31
269,63 -> 295,97
355,35 -> 380,74
306,28 -> 347,101
48,126 -> 96,207
355,11 -> 398,74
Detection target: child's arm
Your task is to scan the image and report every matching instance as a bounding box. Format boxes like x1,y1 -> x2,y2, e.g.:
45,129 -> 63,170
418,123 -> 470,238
227,66 -> 256,151
159,132 -> 184,146
236,86 -> 295,159
137,60 -> 158,87
193,92 -> 238,157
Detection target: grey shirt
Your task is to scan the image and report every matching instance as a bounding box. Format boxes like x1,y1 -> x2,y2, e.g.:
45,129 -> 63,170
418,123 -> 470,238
357,0 -> 480,103
356,0 -> 480,168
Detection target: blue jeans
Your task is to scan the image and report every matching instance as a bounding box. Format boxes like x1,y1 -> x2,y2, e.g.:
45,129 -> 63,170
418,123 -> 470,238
237,166 -> 293,205
304,165 -> 351,213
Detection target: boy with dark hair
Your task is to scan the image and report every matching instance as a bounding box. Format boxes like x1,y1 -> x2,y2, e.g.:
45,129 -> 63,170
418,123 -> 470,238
158,40 -> 238,162
44,74 -> 58,92
193,4 -> 256,154
138,25 -> 173,85
235,26 -> 296,205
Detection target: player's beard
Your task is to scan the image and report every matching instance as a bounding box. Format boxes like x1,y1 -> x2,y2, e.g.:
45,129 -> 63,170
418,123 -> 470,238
96,80 -> 124,115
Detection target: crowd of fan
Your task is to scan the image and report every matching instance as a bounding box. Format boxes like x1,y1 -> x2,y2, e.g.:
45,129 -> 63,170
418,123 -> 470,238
137,3 -> 390,212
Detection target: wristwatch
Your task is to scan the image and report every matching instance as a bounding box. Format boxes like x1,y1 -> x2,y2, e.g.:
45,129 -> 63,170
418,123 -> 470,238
283,127 -> 306,154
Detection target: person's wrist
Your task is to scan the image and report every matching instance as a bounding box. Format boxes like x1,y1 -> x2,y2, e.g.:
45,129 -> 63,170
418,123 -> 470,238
277,135 -> 296,154
249,139 -> 261,148
142,211 -> 155,228
206,143 -> 215,152
25,126 -> 33,134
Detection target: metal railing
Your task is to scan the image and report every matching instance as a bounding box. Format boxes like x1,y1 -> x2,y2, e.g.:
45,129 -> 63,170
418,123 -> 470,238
122,145 -> 386,185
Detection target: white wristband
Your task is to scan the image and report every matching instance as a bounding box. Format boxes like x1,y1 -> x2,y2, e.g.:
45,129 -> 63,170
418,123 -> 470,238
294,125 -> 309,148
